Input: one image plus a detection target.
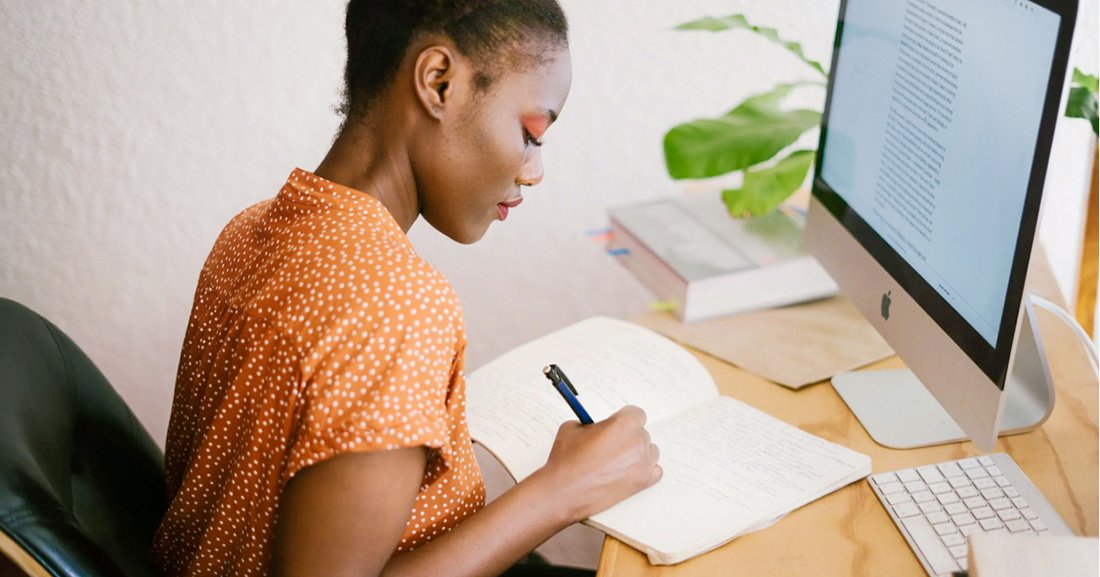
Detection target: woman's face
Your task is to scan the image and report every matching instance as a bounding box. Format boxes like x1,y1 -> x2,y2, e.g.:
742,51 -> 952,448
415,45 -> 572,244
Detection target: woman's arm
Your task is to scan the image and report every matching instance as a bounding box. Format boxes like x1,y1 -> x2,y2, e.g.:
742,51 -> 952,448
271,446 -> 428,577
271,406 -> 660,577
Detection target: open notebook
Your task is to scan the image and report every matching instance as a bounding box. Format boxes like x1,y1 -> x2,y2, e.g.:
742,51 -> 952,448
466,317 -> 871,565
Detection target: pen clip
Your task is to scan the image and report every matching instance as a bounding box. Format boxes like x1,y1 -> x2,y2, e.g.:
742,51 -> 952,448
546,364 -> 579,395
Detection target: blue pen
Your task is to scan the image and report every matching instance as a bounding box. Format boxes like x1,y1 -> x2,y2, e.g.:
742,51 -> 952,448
543,364 -> 594,425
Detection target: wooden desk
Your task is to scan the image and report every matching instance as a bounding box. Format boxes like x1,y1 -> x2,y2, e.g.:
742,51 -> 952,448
598,270 -> 1098,576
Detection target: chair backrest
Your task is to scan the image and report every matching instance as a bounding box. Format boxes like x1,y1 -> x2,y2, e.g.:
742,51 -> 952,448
0,298 -> 167,577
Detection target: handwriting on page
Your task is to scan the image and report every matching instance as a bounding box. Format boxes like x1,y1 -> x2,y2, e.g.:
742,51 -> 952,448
651,397 -> 865,506
466,318 -> 717,480
588,396 -> 869,554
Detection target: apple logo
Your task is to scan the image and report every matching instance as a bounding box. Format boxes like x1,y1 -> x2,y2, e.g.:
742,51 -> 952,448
881,290 -> 892,321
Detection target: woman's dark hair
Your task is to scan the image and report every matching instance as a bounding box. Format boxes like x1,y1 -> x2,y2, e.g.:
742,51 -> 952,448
340,0 -> 568,120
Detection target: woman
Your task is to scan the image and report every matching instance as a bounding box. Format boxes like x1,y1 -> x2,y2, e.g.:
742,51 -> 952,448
151,2 -> 662,576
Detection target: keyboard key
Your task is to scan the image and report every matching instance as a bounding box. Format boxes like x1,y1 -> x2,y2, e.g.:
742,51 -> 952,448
930,482 -> 952,495
945,503 -> 967,515
949,544 -> 968,559
960,525 -> 982,537
1006,519 -> 1031,533
959,458 -> 981,470
966,468 -> 990,480
901,517 -> 960,575
981,487 -> 1005,500
951,512 -> 977,526
941,533 -> 965,547
879,482 -> 904,494
918,466 -> 946,484
989,498 -> 1012,511
912,491 -> 936,503
893,502 -> 921,518
1020,508 -> 1038,521
998,509 -> 1022,522
887,492 -> 912,505
871,472 -> 898,485
904,481 -> 927,493
963,496 -> 986,509
1011,497 -> 1028,509
938,461 -> 964,478
1030,519 -> 1048,532
957,486 -> 979,499
974,478 -> 997,490
986,465 -> 1002,476
995,476 -> 1012,488
920,501 -> 943,514
949,476 -> 971,489
937,492 -> 960,505
978,455 -> 995,466
1004,486 -> 1020,498
897,469 -> 921,483
973,507 -> 996,520
980,518 -> 1004,531
928,511 -> 950,525
934,522 -> 958,536
958,555 -> 969,570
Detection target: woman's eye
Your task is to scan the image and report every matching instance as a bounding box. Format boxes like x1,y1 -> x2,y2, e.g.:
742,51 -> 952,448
524,130 -> 543,147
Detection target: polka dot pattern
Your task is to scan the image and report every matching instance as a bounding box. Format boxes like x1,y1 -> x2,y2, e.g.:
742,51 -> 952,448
152,168 -> 486,577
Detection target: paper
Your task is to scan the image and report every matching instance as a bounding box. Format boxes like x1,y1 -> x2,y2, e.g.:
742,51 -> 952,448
466,317 -> 872,565
586,397 -> 871,564
643,296 -> 894,389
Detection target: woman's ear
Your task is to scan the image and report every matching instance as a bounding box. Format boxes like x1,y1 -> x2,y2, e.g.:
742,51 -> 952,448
413,45 -> 458,120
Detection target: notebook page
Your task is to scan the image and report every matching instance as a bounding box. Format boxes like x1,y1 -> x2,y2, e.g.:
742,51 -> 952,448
587,396 -> 871,565
466,317 -> 717,481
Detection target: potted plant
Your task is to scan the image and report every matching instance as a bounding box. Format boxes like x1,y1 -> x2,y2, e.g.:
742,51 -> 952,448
662,14 -> 827,218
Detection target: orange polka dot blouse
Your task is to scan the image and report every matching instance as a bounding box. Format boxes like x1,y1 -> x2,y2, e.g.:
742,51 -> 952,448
152,169 -> 487,577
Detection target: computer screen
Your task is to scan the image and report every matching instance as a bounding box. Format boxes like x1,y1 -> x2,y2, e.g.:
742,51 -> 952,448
806,0 -> 1076,449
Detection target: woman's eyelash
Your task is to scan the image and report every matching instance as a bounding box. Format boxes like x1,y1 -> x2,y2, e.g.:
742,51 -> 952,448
524,130 -> 543,147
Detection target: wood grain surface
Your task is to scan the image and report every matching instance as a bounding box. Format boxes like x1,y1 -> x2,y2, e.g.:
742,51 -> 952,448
598,251 -> 1098,577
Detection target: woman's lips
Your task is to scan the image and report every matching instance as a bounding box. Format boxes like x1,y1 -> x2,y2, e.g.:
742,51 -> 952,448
497,196 -> 523,220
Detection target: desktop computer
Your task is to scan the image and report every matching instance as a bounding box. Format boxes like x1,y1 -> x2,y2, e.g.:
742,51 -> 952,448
807,0 -> 1078,451
803,0 -> 1081,574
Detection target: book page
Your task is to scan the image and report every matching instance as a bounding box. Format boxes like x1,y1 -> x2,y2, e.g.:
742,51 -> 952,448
587,396 -> 871,564
466,317 -> 717,480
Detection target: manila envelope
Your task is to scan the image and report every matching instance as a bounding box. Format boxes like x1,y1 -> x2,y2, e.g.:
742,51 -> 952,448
640,296 -> 894,389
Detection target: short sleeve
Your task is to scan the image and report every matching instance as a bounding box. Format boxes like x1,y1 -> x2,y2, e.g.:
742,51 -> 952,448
283,305 -> 461,484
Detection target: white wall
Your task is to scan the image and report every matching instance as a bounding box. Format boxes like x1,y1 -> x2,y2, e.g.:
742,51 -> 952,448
2,0 -> 1096,469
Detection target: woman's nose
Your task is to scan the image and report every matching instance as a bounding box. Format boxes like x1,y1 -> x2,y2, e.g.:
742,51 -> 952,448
517,150 -> 544,187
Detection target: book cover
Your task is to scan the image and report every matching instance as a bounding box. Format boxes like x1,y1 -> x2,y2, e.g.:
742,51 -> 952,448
607,194 -> 838,322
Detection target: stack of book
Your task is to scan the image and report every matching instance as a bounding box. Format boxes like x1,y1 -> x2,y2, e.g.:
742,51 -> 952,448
607,194 -> 838,322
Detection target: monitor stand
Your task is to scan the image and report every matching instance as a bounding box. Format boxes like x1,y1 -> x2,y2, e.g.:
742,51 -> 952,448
831,294 -> 1056,449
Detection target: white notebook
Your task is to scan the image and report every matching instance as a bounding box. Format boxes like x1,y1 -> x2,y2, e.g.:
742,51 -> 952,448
466,317 -> 871,565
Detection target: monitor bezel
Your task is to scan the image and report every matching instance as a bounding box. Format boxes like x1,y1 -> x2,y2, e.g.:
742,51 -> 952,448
811,0 -> 1078,387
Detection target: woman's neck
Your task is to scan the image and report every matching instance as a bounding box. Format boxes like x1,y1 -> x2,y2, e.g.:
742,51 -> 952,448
315,113 -> 420,233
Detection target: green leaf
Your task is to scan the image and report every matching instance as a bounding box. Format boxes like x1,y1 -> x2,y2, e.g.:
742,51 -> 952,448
676,14 -> 827,76
721,150 -> 815,218
1066,85 -> 1099,136
663,84 -> 820,179
1072,68 -> 1099,94
1066,69 -> 1099,136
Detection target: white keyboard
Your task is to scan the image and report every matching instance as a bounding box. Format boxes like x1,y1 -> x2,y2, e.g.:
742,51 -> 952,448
868,453 -> 1072,577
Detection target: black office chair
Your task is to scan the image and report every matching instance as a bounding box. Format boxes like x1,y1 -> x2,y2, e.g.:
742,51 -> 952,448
0,298 -> 167,577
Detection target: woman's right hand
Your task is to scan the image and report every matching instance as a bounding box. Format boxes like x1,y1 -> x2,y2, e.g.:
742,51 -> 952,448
536,405 -> 662,523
